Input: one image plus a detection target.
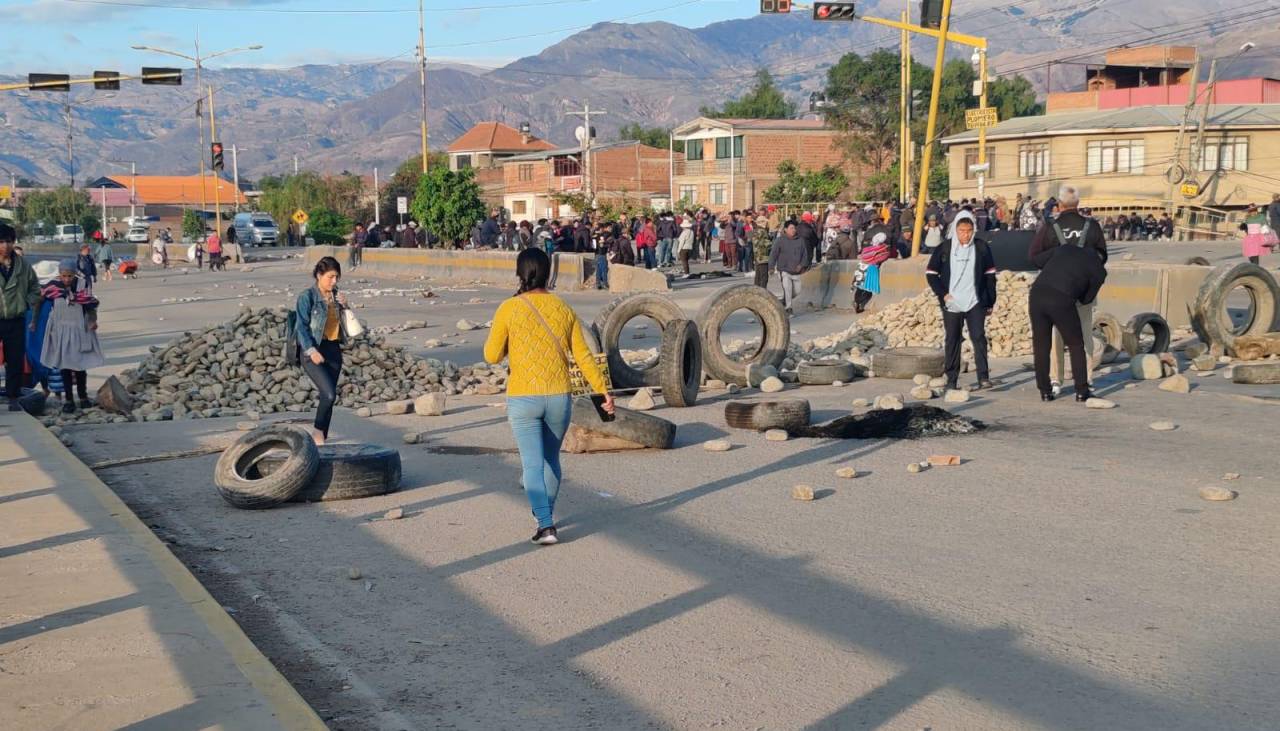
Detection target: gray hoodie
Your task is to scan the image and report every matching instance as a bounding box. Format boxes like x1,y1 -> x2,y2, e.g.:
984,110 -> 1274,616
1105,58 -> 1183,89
769,231 -> 809,275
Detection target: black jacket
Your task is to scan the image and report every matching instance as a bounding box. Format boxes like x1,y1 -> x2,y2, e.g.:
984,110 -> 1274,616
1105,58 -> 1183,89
1031,244 -> 1108,306
925,238 -> 998,309
1029,210 -> 1108,266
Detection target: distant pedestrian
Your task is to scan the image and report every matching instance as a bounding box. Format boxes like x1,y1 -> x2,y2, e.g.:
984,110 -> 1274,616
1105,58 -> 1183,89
37,259 -> 103,413
1269,193 -> 1280,235
0,223 -> 41,411
853,232 -> 893,313
293,256 -> 350,446
677,216 -> 696,276
797,211 -> 821,265
350,224 -> 365,268
594,227 -> 610,290
484,248 -> 614,546
1240,204 -> 1277,265
96,240 -> 115,282
769,221 -> 808,314
480,209 -> 501,248
76,244 -> 97,291
207,231 -> 224,271
636,218 -> 657,269
750,215 -> 773,288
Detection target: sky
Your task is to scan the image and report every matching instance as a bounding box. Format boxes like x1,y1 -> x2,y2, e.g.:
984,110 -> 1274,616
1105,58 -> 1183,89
0,0 -> 762,75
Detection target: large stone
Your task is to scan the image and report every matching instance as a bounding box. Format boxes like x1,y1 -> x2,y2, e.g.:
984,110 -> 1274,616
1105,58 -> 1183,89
703,439 -> 732,453
760,377 -> 785,393
875,394 -> 905,411
1198,486 -> 1237,502
764,429 -> 789,442
1085,397 -> 1117,409
1158,374 -> 1191,394
1130,354 -> 1164,380
943,389 -> 970,404
909,385 -> 934,400
1192,355 -> 1217,372
627,388 -> 656,411
414,393 -> 447,417
913,374 -> 930,386
96,376 -> 135,415
562,424 -> 648,453
1149,421 -> 1178,432
386,400 -> 412,415
791,484 -> 815,502
746,363 -> 779,388
835,467 -> 859,479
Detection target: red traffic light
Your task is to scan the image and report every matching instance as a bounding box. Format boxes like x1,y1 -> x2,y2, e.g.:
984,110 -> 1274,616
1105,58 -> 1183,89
813,2 -> 856,20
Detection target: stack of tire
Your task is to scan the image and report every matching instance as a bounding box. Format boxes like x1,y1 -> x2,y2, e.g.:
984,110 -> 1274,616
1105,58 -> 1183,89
214,424 -> 401,509
1189,262 -> 1280,358
573,285 -> 792,449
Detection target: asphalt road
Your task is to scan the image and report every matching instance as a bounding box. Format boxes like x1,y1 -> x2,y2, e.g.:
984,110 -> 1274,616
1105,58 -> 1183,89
47,247 -> 1280,730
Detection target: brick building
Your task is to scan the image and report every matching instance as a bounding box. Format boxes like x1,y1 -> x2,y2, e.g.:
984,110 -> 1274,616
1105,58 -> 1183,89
670,117 -> 860,211
446,121 -> 557,207
501,141 -> 677,221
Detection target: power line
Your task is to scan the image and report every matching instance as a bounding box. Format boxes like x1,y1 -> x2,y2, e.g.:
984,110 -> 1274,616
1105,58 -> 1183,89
60,0 -> 595,13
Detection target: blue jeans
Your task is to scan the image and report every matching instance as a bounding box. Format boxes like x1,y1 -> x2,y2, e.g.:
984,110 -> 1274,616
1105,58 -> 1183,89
595,255 -> 609,289
657,238 -> 673,266
641,246 -> 656,270
507,394 -> 573,529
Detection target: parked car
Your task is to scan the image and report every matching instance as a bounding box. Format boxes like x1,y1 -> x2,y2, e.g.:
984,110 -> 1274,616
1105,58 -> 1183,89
53,224 -> 84,244
126,226 -> 150,244
233,212 -> 279,247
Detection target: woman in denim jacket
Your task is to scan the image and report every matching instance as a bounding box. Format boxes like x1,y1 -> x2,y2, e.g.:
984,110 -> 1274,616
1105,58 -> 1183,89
295,256 -> 349,445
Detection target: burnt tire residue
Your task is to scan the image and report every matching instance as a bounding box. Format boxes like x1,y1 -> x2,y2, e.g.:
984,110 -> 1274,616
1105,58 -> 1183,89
791,405 -> 985,440
426,445 -> 518,456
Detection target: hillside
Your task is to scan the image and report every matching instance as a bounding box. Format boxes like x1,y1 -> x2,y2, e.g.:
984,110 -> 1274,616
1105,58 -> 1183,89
0,1 -> 1268,184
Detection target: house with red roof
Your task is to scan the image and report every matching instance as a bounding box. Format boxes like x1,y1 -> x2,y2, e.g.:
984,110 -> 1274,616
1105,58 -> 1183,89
446,121 -> 558,206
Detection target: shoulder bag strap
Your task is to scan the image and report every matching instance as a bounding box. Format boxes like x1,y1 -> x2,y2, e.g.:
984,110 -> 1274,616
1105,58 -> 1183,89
516,295 -> 573,370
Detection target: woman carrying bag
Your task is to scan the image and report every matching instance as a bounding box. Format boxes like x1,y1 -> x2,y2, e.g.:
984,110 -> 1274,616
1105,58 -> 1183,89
294,256 -> 360,446
484,248 -> 615,546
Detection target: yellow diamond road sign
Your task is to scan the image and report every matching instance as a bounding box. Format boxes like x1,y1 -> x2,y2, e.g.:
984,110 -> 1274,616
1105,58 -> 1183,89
0,186 -> 10,200
291,209 -> 309,225
965,108 -> 999,130
1180,182 -> 1201,198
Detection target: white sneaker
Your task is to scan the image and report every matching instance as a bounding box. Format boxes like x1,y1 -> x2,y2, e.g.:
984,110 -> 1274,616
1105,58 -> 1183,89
1050,381 -> 1061,397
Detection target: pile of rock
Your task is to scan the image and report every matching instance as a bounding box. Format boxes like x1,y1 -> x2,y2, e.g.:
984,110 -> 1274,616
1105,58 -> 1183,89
44,307 -> 499,426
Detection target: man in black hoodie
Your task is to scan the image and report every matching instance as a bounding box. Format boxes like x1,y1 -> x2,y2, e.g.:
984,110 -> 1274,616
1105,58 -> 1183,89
1030,243 -> 1107,402
926,212 -> 998,391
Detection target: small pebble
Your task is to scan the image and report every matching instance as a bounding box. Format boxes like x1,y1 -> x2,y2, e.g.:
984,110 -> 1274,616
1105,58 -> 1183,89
1149,421 -> 1177,432
403,433 -> 420,445
703,439 -> 732,452
383,507 -> 404,520
835,467 -> 858,479
764,429 -> 789,442
851,398 -> 869,408
348,567 -> 363,580
791,484 -> 815,501
1223,472 -> 1241,481
1198,486 -> 1237,502
907,462 -> 923,474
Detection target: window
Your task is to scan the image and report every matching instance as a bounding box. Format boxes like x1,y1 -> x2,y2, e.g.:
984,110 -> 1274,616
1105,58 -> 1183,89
1200,136 -> 1249,172
678,184 -> 697,204
512,200 -> 527,216
963,146 -> 995,180
553,157 -> 581,177
709,183 -> 727,205
1086,139 -> 1145,175
685,141 -> 704,161
454,154 -> 472,170
715,135 -> 744,159
1019,143 -> 1049,178
517,164 -> 534,182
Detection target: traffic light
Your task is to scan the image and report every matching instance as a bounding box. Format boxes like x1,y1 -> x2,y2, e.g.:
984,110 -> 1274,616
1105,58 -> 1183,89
812,2 -> 856,21
141,67 -> 182,85
211,142 -> 224,171
760,0 -> 791,12
28,73 -> 70,92
920,0 -> 943,29
94,71 -> 121,91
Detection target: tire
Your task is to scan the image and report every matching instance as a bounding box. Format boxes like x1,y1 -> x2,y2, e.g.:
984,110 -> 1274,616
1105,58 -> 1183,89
252,444 -> 403,502
1190,262 -> 1280,357
1092,312 -> 1124,351
1122,312 -> 1172,356
872,347 -> 945,379
571,398 -> 676,449
695,284 -> 790,385
583,321 -> 603,355
17,388 -> 47,417
214,424 -> 318,510
1186,256 -> 1212,266
724,399 -> 811,432
596,293 -> 686,389
658,319 -> 701,408
1232,363 -> 1280,385
798,360 -> 857,385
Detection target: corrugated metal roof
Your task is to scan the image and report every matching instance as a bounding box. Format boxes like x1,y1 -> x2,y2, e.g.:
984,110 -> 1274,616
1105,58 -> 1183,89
105,175 -> 247,205
942,104 -> 1280,145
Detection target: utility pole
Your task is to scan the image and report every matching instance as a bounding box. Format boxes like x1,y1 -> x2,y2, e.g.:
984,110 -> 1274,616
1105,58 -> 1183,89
900,7 -> 911,202
230,145 -> 241,213
64,100 -> 74,188
419,0 -> 430,174
977,47 -> 989,200
904,13 -> 913,203
294,155 -> 299,175
373,166 -> 381,226
100,184 -> 107,234
1166,57 -> 1201,229
209,85 -> 221,241
566,101 -> 607,204
910,0 -> 955,257
1191,58 -> 1219,183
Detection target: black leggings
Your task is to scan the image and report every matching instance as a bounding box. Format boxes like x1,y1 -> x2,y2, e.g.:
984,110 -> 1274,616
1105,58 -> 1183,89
0,317 -> 25,399
1031,288 -> 1089,395
60,369 -> 88,399
301,339 -> 343,437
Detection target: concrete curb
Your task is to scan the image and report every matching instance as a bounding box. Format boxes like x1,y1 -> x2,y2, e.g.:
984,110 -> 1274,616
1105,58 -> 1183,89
5,411 -> 327,731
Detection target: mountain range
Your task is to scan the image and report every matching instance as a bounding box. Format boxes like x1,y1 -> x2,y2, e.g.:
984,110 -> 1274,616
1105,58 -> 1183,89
0,0 -> 1270,185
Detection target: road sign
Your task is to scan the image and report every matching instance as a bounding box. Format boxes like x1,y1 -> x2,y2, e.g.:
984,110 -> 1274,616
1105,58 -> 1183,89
964,107 -> 999,130
561,175 -> 584,193
813,2 -> 856,20
396,196 -> 408,215
759,0 -> 791,12
1180,182 -> 1201,198
291,209 -> 309,226
0,186 -> 10,201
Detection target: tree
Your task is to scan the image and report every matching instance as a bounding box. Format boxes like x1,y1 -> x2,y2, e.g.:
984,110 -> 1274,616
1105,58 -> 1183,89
823,50 -> 921,174
181,209 -> 205,241
308,207 -> 352,246
410,166 -> 486,245
617,123 -> 684,153
78,212 -> 101,239
16,186 -> 91,234
378,153 -> 447,225
988,76 -> 1043,121
859,163 -> 899,202
764,160 -> 849,203
702,69 -> 796,120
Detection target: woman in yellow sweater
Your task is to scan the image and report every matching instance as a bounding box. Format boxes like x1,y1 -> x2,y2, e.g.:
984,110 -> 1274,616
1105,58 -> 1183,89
484,248 -> 614,545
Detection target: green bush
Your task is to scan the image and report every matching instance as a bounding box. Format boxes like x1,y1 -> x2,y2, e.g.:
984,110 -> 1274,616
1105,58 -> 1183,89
308,207 -> 352,246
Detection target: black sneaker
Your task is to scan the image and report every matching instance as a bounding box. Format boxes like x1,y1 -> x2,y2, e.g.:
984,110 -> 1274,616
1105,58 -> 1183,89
62,400 -> 77,414
1075,389 -> 1093,403
531,526 -> 559,546
1040,392 -> 1056,402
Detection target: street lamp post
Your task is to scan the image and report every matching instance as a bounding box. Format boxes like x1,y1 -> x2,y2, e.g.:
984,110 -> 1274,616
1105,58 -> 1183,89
131,35 -> 262,219
106,160 -> 138,221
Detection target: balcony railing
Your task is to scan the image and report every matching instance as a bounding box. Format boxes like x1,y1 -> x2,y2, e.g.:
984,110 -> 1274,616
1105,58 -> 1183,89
673,159 -> 748,177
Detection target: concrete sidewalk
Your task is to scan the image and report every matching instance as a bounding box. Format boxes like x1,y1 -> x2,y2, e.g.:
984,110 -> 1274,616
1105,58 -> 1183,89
0,411 -> 325,731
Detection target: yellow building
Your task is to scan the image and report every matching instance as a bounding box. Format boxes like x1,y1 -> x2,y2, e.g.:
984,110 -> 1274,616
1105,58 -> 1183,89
942,104 -> 1280,215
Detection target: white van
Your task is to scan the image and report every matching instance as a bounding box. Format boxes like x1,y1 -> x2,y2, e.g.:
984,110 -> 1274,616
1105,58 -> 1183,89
54,224 -> 84,244
233,212 -> 279,247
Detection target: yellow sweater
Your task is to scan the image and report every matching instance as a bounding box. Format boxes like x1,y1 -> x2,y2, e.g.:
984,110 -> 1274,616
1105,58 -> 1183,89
483,293 -> 608,397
